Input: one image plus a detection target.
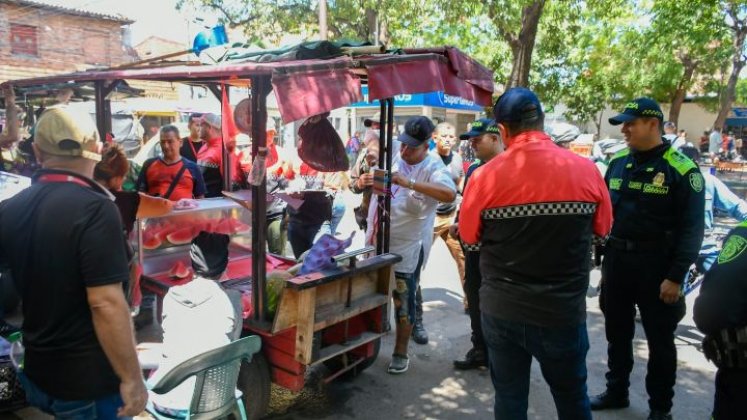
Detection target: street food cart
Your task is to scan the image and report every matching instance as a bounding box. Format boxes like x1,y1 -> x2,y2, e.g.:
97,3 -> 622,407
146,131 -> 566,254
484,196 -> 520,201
4,44 -> 494,419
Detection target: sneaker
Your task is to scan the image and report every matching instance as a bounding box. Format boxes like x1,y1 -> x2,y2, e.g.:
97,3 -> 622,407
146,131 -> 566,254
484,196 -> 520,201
387,354 -> 409,374
589,390 -> 630,411
411,320 -> 428,345
453,347 -> 488,370
647,410 -> 672,420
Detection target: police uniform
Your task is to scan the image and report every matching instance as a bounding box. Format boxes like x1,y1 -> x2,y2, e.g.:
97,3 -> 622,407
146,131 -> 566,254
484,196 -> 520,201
452,118 -> 500,370
596,99 -> 705,417
694,220 -> 747,419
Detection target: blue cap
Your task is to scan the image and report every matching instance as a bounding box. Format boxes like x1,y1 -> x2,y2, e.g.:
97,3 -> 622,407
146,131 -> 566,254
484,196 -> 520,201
459,118 -> 499,140
608,97 -> 664,125
493,87 -> 544,124
397,116 -> 435,147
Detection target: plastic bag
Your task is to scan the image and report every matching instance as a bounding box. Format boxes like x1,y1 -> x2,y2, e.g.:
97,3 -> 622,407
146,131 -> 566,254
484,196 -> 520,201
297,112 -> 349,172
299,232 -> 355,275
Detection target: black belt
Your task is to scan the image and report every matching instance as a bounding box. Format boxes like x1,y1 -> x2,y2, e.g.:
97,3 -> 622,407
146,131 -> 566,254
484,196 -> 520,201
704,326 -> 747,369
606,235 -> 670,252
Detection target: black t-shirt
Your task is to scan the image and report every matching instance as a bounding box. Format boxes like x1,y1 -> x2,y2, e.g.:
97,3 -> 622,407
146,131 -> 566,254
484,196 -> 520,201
180,137 -> 205,163
0,169 -> 129,400
436,151 -> 463,214
112,190 -> 141,236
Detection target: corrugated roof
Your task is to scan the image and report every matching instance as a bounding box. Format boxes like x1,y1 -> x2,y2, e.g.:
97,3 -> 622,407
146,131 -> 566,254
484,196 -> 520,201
1,0 -> 134,24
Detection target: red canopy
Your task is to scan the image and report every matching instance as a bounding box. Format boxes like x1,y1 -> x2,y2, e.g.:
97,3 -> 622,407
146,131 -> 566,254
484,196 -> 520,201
4,48 -> 494,123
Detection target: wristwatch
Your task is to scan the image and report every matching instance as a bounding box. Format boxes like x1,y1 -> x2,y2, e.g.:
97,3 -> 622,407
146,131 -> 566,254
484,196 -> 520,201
408,178 -> 416,189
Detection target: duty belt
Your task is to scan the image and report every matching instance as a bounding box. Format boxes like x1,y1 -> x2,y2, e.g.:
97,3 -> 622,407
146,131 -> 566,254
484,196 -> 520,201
703,326 -> 747,369
606,234 -> 672,252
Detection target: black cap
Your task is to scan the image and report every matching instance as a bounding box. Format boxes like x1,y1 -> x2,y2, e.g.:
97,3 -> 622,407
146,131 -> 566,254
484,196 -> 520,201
397,116 -> 436,147
459,118 -> 499,140
190,231 -> 229,279
608,98 -> 664,125
493,87 -> 544,123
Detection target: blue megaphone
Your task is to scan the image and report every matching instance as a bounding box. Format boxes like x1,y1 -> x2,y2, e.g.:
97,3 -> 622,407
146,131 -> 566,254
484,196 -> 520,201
193,25 -> 229,56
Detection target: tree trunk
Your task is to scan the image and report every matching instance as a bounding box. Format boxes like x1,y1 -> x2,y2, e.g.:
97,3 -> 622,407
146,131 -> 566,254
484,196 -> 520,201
365,8 -> 377,44
714,9 -> 747,130
506,1 -> 545,88
668,60 -> 698,127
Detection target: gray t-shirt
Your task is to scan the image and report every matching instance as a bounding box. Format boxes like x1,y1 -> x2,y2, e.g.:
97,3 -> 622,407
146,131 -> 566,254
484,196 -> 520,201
435,151 -> 463,214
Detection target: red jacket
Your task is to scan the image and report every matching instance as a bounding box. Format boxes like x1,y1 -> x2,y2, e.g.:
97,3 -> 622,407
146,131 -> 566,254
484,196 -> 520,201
459,131 -> 612,326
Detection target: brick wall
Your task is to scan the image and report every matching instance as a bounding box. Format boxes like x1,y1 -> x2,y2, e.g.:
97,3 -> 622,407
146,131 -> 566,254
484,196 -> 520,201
0,2 -> 134,82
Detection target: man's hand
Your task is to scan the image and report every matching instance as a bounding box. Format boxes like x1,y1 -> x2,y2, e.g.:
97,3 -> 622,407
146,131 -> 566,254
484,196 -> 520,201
659,279 -> 681,304
117,379 -> 148,417
357,173 -> 374,189
449,223 -> 459,240
391,172 -> 409,188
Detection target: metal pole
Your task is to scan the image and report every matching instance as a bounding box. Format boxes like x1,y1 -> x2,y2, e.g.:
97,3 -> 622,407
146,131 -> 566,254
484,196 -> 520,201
251,76 -> 270,322
222,85 -> 232,193
384,98 -> 394,253
94,81 -> 110,140
376,100 -> 387,254
319,0 -> 328,40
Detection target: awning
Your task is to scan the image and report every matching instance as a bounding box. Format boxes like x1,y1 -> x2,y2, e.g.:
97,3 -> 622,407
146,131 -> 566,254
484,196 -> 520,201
725,117 -> 747,127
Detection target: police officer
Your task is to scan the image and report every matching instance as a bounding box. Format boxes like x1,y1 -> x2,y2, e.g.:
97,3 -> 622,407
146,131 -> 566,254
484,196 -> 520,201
694,221 -> 747,419
591,98 -> 705,420
449,118 -> 503,370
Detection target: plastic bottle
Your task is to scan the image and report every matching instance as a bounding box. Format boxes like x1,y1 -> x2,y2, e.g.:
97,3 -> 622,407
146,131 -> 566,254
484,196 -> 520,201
249,147 -> 268,186
8,331 -> 24,370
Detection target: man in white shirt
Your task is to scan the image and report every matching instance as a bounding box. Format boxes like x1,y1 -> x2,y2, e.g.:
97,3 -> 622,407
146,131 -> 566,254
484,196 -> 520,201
366,116 -> 457,374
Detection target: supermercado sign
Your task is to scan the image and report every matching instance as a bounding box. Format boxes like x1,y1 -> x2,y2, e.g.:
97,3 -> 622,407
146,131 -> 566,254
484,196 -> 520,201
349,86 -> 483,111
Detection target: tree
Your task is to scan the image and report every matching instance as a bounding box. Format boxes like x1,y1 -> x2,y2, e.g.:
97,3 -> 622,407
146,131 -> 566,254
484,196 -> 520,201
646,0 -> 730,126
714,0 -> 747,130
177,0 -> 422,45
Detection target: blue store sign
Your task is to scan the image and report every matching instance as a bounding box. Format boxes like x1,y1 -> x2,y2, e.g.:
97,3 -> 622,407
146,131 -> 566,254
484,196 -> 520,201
349,86 -> 483,112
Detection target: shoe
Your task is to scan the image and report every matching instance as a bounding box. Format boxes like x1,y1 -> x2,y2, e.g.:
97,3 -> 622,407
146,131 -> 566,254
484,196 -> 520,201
411,320 -> 428,345
590,390 -> 630,411
453,347 -> 488,370
387,354 -> 409,374
647,410 -> 672,420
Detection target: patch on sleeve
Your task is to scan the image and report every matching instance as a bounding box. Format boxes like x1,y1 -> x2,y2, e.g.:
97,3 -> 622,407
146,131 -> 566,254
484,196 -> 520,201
689,172 -> 704,193
718,234 -> 747,264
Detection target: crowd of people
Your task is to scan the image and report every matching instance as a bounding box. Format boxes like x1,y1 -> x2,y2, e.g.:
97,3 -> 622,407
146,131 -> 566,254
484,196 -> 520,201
1,81 -> 747,420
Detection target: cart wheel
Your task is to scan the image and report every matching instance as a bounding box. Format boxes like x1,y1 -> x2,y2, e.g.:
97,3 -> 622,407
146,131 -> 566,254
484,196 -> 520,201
323,338 -> 381,380
237,351 -> 271,420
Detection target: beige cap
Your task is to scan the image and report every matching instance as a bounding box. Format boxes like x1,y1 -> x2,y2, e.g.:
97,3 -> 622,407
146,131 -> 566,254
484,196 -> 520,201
34,107 -> 101,161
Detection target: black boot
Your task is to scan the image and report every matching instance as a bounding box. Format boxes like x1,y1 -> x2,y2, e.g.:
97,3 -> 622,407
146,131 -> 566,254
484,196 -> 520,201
453,347 -> 487,370
412,286 -> 428,344
411,319 -> 428,345
590,390 -> 630,411
647,410 -> 672,420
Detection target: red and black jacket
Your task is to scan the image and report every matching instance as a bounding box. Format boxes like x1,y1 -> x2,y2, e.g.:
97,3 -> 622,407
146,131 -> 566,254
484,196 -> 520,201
460,131 -> 612,327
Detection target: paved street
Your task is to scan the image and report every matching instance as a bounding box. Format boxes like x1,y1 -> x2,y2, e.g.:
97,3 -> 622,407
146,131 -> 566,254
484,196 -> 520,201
2,192 -> 718,420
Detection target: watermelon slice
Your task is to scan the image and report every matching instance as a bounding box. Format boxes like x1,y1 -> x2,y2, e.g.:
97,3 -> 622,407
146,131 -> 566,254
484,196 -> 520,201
168,261 -> 192,278
166,226 -> 197,245
230,219 -> 251,234
142,232 -> 162,250
213,218 -> 234,235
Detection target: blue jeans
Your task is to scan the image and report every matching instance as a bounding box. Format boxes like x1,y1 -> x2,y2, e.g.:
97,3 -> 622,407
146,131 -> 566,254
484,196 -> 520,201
481,314 -> 591,420
18,372 -> 128,420
330,194 -> 346,235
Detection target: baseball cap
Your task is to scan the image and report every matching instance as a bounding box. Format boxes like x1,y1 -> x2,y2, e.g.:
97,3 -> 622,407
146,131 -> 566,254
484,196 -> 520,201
191,231 -> 229,279
608,98 -> 664,125
459,118 -> 499,140
34,107 -> 101,161
547,122 -> 581,144
364,111 -> 381,128
201,113 -> 222,130
493,87 -> 544,123
397,116 -> 435,147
